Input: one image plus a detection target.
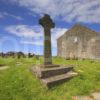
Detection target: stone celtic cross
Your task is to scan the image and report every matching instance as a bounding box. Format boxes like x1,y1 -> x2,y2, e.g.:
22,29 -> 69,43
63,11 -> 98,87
39,14 -> 55,65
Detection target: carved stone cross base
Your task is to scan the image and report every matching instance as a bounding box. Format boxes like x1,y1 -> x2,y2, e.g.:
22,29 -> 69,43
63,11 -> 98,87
31,65 -> 78,88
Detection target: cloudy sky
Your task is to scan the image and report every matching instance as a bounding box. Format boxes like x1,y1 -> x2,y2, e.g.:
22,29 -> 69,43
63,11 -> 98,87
0,0 -> 100,55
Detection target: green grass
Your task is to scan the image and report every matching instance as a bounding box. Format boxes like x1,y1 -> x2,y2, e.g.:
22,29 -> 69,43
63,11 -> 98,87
0,57 -> 100,100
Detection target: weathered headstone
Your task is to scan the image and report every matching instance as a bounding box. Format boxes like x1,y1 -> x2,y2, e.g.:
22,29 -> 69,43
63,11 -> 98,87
28,53 -> 34,58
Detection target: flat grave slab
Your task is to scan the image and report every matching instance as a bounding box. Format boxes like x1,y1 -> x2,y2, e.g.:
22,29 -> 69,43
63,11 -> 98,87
0,66 -> 9,70
91,92 -> 100,100
72,96 -> 93,100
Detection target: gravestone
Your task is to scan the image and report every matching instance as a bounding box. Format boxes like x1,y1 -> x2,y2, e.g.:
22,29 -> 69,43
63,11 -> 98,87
31,14 -> 78,88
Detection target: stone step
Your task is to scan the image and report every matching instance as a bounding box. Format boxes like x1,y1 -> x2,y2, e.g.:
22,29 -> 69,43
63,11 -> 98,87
41,71 -> 78,88
40,64 -> 60,68
32,65 -> 74,78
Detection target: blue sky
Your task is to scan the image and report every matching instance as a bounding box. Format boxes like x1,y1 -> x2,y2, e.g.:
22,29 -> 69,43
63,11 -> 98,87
0,0 -> 100,56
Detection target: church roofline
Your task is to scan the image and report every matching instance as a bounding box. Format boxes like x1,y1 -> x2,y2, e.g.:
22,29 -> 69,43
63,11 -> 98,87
57,23 -> 99,40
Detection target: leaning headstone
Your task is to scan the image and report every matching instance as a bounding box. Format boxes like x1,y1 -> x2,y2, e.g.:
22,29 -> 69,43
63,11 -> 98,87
17,52 -> 25,59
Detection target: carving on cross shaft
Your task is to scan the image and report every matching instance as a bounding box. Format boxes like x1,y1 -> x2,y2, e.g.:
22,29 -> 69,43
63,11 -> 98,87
39,14 -> 55,65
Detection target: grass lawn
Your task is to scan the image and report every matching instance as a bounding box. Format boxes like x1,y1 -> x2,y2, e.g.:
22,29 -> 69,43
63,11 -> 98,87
0,57 -> 100,100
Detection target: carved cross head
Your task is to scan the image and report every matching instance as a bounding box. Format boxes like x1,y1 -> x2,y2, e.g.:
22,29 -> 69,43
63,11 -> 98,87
39,14 -> 55,29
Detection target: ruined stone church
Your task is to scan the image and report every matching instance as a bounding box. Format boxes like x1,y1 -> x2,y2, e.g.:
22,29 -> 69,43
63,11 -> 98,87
57,24 -> 100,60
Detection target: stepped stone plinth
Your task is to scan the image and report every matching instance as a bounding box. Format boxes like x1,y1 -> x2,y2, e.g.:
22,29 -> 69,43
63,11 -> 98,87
31,65 -> 78,88
40,64 -> 60,68
31,14 -> 78,88
32,65 -> 74,78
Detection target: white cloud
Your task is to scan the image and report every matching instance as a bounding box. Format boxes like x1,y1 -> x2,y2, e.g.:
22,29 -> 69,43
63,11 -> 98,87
53,28 -> 68,39
9,24 -> 68,47
5,25 -> 43,38
0,12 -> 23,20
3,12 -> 23,20
51,28 -> 67,47
20,41 -> 43,46
9,0 -> 100,23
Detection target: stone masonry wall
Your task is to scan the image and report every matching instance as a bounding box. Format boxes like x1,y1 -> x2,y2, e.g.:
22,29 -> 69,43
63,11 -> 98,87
57,24 -> 99,60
